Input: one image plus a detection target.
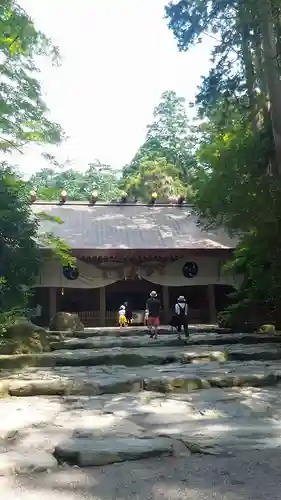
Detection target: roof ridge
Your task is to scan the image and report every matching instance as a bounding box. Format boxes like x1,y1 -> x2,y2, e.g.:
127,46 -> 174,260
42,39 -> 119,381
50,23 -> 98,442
31,201 -> 195,207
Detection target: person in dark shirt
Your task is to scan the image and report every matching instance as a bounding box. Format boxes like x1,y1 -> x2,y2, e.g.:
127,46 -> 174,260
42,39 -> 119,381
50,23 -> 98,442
174,295 -> 189,338
124,301 -> 133,325
146,291 -> 161,339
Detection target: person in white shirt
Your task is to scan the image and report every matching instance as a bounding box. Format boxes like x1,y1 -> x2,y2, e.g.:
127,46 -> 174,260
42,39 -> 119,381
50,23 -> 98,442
118,305 -> 127,327
30,303 -> 42,325
144,309 -> 149,326
35,304 -> 42,317
175,296 -> 189,338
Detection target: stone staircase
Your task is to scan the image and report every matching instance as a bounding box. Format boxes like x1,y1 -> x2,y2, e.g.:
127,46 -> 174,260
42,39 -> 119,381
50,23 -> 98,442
1,326 -> 281,475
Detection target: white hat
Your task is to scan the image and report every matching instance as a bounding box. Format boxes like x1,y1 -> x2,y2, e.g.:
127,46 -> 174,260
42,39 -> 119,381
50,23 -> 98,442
178,296 -> 186,301
120,305 -> 125,310
150,291 -> 157,297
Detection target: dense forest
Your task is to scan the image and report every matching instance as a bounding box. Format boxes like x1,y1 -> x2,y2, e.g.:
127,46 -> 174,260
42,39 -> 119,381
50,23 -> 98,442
1,0 -> 281,329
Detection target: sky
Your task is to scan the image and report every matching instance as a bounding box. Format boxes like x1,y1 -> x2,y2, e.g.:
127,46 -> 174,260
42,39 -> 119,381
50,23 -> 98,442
13,0 -> 213,177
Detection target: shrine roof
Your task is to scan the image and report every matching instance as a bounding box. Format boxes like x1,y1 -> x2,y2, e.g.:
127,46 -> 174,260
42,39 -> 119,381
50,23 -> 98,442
31,202 -> 237,251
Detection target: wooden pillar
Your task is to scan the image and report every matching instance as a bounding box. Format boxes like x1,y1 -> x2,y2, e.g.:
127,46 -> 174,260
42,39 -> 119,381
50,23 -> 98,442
49,287 -> 57,321
99,286 -> 106,326
162,285 -> 170,324
207,284 -> 217,324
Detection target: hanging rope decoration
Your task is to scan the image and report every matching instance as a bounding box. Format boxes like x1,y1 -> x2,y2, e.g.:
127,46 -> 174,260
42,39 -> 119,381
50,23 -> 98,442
182,261 -> 198,278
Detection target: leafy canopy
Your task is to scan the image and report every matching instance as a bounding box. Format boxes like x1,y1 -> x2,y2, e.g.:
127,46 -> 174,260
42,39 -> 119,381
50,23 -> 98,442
29,159 -> 123,201
0,0 -> 63,151
0,1 -> 72,327
165,0 -> 281,325
122,90 -> 195,199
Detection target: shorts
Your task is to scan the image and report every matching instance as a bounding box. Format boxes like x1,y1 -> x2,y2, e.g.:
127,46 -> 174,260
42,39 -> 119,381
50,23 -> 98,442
148,316 -> 160,326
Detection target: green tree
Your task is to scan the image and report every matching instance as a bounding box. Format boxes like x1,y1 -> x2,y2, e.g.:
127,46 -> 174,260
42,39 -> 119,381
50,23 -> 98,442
165,0 -> 281,326
0,2 -> 72,328
29,159 -> 122,201
0,164 -> 74,324
0,165 -> 41,315
0,0 -> 63,150
122,90 -> 195,198
124,156 -> 191,201
165,0 -> 281,172
84,161 -> 123,201
146,90 -> 192,164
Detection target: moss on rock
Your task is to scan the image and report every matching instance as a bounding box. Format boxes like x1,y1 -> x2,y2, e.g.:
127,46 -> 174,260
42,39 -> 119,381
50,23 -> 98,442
144,377 -> 210,393
49,312 -> 84,333
257,324 -> 276,334
0,319 -> 50,355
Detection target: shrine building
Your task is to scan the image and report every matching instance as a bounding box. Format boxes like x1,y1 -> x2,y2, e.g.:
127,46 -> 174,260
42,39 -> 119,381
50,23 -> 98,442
30,193 -> 237,327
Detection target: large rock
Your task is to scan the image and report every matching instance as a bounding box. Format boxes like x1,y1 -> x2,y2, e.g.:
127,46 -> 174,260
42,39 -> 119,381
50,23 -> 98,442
257,324 -> 276,334
53,437 -> 173,466
50,312 -> 84,333
0,450 -> 57,475
0,319 -> 49,355
8,379 -> 101,397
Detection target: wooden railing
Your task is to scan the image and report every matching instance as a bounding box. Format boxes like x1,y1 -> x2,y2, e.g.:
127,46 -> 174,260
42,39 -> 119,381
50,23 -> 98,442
79,308 -> 208,327
78,310 -> 100,327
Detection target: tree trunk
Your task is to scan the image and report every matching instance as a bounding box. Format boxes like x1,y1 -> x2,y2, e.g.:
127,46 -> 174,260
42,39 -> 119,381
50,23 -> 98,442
253,33 -> 270,123
238,4 -> 257,134
259,0 -> 281,174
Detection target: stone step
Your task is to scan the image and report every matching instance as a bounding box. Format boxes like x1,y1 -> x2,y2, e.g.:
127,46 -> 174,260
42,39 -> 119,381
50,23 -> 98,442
1,344 -> 281,370
0,346 -> 223,370
1,359 -> 281,397
54,437 -> 174,467
1,387 -> 281,472
50,335 -> 186,350
50,325 -> 231,339
50,332 -> 281,350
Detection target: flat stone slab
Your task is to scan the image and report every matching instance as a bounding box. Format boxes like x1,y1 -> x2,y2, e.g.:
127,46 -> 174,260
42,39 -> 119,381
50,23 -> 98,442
1,343 -> 281,370
1,387 -> 281,474
3,450 -> 281,500
0,346 -> 226,370
50,325 -> 230,338
0,450 -> 57,476
50,333 -> 281,351
49,330 -> 281,346
50,335 -> 186,350
54,437 -> 174,466
2,358 -> 281,397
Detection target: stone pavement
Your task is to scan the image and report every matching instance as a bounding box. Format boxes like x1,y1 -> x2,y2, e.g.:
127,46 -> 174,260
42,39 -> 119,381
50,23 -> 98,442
1,328 -> 281,475
2,449 -> 281,500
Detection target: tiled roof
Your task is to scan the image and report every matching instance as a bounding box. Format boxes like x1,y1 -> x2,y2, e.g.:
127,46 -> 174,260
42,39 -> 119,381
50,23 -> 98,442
31,202 -> 237,250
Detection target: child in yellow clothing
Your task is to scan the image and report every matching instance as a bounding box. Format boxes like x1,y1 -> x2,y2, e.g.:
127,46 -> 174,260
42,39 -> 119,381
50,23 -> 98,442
118,305 -> 127,327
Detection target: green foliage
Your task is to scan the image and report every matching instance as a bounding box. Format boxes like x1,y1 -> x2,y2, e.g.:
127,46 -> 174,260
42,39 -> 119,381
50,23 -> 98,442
0,164 -> 41,314
146,90 -> 193,171
0,164 -> 75,328
125,156 -> 193,201
165,0 -> 281,326
122,90 -> 195,199
29,160 -> 122,201
0,0 -> 63,151
0,2 -> 74,332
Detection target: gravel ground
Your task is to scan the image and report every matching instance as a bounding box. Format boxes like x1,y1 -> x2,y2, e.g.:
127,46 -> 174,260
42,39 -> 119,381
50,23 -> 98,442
1,449 -> 281,500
